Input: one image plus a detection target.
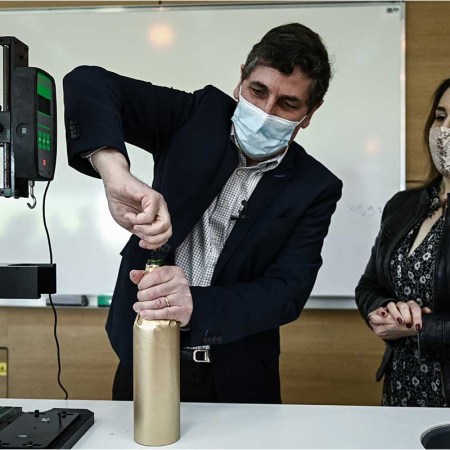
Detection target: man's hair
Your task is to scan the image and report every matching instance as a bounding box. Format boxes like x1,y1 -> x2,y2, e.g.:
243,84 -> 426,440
422,78 -> 450,184
241,23 -> 332,110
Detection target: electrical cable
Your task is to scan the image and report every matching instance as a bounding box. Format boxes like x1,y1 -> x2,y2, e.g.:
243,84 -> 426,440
42,180 -> 69,400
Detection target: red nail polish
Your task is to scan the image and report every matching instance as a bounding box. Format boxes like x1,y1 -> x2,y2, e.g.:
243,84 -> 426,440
397,317 -> 403,324
406,323 -> 412,329
416,324 -> 421,331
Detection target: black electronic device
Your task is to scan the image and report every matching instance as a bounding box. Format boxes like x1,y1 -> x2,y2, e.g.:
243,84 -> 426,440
0,264 -> 56,299
0,36 -> 57,299
12,67 -> 57,181
0,407 -> 94,449
0,36 -> 57,204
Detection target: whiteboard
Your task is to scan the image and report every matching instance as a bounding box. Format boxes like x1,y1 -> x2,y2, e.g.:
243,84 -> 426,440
0,2 -> 404,299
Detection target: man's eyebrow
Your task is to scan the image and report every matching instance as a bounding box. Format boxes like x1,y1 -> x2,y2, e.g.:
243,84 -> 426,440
248,81 -> 305,104
280,94 -> 303,104
249,81 -> 268,90
436,106 -> 447,113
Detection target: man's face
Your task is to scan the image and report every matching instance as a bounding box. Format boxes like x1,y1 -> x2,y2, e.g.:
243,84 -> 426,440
233,65 -> 322,142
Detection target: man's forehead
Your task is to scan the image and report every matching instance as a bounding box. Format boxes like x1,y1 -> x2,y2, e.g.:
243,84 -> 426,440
245,65 -> 311,98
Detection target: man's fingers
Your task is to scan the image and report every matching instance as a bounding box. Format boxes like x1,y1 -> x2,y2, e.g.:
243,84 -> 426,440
136,306 -> 171,321
132,266 -> 193,327
134,219 -> 171,237
137,266 -> 177,291
137,232 -> 172,250
129,194 -> 168,226
129,270 -> 146,285
135,305 -> 190,327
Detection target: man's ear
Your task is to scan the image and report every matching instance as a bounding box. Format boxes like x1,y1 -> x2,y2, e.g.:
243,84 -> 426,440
233,64 -> 245,100
299,100 -> 324,129
290,100 -> 324,142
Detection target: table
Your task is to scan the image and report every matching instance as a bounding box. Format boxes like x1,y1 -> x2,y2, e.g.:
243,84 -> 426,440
0,398 -> 447,448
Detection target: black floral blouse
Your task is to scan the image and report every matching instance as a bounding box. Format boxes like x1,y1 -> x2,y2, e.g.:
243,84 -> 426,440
383,187 -> 447,407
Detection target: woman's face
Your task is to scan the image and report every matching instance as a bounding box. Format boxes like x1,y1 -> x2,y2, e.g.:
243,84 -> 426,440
432,88 -> 450,129
429,88 -> 450,178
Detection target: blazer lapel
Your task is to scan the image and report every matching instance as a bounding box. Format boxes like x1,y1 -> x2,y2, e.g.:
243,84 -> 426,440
212,149 -> 298,283
169,140 -> 238,249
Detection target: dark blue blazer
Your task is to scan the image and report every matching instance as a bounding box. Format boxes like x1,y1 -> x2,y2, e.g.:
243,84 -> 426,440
63,66 -> 342,403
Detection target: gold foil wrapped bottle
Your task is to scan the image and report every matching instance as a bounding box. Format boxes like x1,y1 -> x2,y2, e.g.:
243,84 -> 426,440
133,250 -> 180,446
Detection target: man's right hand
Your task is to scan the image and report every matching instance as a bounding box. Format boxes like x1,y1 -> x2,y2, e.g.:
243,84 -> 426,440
92,148 -> 172,249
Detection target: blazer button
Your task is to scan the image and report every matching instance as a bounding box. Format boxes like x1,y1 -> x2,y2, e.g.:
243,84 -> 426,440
69,120 -> 80,140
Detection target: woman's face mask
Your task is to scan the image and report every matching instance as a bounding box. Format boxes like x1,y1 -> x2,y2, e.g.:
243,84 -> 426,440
231,92 -> 307,161
429,127 -> 450,177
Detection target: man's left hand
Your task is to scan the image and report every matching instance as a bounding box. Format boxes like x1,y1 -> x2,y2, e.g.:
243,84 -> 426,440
130,266 -> 193,327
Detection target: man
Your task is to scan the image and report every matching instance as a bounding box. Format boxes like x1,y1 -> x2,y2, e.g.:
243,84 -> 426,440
64,23 -> 342,404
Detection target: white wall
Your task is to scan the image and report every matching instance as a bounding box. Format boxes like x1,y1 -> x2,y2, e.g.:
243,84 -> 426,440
0,2 -> 403,298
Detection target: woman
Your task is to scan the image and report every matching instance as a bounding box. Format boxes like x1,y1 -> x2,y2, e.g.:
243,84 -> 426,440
356,78 -> 450,407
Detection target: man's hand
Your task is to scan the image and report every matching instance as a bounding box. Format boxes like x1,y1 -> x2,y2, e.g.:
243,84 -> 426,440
92,148 -> 172,249
130,266 -> 193,327
368,300 -> 432,340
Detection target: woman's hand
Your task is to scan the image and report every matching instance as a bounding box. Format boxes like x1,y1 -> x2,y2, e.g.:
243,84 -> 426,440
368,300 -> 432,340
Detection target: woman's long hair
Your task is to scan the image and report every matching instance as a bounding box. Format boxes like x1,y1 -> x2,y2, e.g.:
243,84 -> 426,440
422,78 -> 450,184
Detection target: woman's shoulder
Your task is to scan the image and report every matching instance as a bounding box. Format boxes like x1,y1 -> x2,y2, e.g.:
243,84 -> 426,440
383,182 -> 433,218
386,177 -> 440,207
389,187 -> 423,203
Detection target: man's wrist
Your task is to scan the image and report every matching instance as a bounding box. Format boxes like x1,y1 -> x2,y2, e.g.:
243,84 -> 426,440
92,148 -> 129,182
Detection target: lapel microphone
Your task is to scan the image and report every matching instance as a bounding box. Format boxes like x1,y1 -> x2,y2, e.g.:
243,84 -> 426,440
230,200 -> 249,221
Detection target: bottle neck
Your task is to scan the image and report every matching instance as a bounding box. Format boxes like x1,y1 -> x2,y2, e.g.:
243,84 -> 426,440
145,258 -> 163,273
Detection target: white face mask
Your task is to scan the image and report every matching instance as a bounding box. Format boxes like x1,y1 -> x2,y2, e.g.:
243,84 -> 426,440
231,92 -> 307,161
429,127 -> 450,177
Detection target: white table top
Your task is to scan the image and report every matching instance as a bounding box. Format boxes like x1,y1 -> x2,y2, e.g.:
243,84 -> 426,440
0,398 -> 448,448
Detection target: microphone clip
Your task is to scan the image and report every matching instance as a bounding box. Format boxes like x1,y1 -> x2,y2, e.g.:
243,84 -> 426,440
230,200 -> 249,221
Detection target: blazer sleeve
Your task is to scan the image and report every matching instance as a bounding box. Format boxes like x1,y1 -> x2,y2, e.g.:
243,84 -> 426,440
355,196 -> 398,323
63,65 -> 196,178
187,178 -> 343,347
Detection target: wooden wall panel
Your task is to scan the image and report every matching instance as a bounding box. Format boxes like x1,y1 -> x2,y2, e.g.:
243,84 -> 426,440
0,348 -> 7,398
280,310 -> 384,405
406,1 -> 450,184
0,307 -> 118,400
0,306 -> 385,405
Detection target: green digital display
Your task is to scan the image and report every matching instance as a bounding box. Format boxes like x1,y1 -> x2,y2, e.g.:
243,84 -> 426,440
37,72 -> 52,117
37,72 -> 52,100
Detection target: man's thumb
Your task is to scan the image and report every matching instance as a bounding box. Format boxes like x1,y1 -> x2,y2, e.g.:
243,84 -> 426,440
130,269 -> 145,284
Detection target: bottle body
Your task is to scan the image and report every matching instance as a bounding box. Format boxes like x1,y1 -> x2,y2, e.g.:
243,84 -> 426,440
133,260 -> 180,446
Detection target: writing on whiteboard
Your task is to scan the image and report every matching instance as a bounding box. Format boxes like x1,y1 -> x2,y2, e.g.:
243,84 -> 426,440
347,204 -> 383,217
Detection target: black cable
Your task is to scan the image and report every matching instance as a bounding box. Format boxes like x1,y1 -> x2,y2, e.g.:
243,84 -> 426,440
43,180 -> 69,400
